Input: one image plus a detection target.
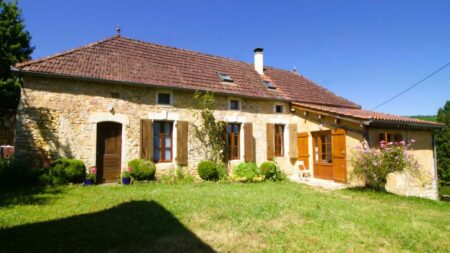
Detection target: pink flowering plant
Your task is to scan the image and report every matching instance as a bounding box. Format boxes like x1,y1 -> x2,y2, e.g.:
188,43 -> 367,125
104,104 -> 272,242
86,166 -> 97,182
121,166 -> 132,179
350,139 -> 420,190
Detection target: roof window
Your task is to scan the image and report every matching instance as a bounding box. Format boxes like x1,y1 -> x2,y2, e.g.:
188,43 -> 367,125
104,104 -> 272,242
263,80 -> 276,89
218,73 -> 234,83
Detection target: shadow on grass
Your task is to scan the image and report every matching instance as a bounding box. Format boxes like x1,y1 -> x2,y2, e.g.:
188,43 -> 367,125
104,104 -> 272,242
0,186 -> 64,207
0,200 -> 215,253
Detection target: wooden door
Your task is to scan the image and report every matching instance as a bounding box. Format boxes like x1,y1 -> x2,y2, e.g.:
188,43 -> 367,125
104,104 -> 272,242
297,132 -> 309,169
331,129 -> 347,182
97,122 -> 122,183
312,131 -> 333,180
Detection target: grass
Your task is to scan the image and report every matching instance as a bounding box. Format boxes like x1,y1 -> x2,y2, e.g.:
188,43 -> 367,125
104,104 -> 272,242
0,181 -> 449,253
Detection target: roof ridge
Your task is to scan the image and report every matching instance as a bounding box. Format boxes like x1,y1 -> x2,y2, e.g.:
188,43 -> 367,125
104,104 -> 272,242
16,35 -> 120,68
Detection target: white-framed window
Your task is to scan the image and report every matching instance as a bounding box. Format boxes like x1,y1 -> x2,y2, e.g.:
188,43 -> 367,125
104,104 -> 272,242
156,92 -> 173,105
274,104 -> 284,113
229,98 -> 241,111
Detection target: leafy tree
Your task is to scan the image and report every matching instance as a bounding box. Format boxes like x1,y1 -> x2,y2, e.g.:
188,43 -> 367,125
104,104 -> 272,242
436,101 -> 450,190
192,91 -> 226,165
0,0 -> 33,110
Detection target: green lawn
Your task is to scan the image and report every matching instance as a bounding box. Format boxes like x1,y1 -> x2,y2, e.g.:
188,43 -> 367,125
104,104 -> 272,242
1,182 -> 449,253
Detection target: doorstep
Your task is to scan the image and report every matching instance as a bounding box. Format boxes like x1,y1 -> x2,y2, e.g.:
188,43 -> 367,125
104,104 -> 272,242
288,176 -> 348,190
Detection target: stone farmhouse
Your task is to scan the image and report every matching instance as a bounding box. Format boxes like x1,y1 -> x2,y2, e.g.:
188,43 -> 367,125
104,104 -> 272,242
13,35 -> 442,199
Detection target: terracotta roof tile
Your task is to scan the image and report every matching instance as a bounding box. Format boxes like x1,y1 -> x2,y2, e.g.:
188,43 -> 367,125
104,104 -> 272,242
293,102 -> 443,128
15,36 -> 358,107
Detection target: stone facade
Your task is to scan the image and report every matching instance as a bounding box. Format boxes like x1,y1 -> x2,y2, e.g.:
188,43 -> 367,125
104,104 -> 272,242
16,76 -> 438,199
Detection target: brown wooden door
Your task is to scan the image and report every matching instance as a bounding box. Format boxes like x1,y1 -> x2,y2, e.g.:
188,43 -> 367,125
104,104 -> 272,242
97,122 -> 122,183
312,131 -> 334,180
331,129 -> 347,182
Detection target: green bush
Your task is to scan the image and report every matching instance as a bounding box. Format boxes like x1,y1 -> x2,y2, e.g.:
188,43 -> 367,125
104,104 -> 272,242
128,159 -> 156,181
48,158 -> 86,184
260,161 -> 286,181
0,156 -> 36,186
197,160 -> 219,181
232,162 -> 263,182
260,162 -> 277,179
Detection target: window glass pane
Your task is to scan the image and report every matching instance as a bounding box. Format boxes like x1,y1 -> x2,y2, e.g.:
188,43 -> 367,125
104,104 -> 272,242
230,100 -> 239,110
165,149 -> 171,160
165,134 -> 171,147
154,148 -> 160,161
158,93 -> 171,104
154,122 -> 160,134
164,123 -> 171,134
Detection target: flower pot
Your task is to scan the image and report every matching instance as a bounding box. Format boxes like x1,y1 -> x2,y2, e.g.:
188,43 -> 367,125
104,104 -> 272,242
83,179 -> 94,186
122,178 -> 131,185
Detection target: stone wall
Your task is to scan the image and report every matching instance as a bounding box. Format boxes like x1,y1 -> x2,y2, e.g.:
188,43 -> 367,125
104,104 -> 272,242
16,76 -> 294,173
16,76 -> 438,199
367,128 -> 438,199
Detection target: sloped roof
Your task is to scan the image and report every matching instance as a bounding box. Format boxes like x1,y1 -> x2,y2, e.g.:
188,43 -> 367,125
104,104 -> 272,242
15,35 -> 439,129
15,35 -> 360,108
293,102 -> 443,128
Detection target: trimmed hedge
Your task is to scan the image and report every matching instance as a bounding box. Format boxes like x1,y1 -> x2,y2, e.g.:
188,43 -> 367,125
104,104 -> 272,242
197,160 -> 219,181
128,159 -> 156,181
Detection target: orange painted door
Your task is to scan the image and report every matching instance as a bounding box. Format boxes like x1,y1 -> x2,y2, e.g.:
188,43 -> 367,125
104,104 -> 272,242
331,129 -> 347,182
297,132 -> 309,169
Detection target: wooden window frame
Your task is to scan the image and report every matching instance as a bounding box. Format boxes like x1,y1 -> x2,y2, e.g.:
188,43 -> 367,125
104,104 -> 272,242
274,124 -> 284,157
153,121 -> 173,163
312,131 -> 333,164
378,132 -> 403,145
227,123 -> 241,160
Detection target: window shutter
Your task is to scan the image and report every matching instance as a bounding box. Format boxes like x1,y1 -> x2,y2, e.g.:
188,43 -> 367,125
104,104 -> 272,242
331,129 -> 347,182
222,123 -> 229,163
288,124 -> 298,158
140,119 -> 153,160
176,121 -> 188,165
266,123 -> 274,160
297,132 -> 309,169
244,123 -> 254,162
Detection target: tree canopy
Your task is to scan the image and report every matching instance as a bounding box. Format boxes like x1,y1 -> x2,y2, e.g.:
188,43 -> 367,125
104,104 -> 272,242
436,100 -> 450,189
0,0 -> 33,110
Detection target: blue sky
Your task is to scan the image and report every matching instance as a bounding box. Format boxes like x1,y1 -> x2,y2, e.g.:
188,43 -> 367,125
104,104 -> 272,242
19,0 -> 450,116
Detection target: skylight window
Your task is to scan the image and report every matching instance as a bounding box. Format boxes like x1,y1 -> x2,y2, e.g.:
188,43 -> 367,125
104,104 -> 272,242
218,73 -> 234,83
263,80 -> 276,89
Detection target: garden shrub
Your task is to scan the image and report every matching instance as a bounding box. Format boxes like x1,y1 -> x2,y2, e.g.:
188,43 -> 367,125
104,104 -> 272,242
217,164 -> 229,180
351,140 -> 420,190
232,162 -> 264,182
260,161 -> 286,181
0,156 -> 37,186
197,160 -> 219,181
48,158 -> 86,184
128,159 -> 156,181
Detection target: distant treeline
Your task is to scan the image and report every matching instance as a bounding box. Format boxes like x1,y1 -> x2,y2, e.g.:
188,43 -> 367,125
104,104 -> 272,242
409,115 -> 437,122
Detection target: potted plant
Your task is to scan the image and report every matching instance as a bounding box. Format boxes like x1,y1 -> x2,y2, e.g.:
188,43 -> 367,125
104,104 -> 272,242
84,167 -> 96,186
121,167 -> 132,185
